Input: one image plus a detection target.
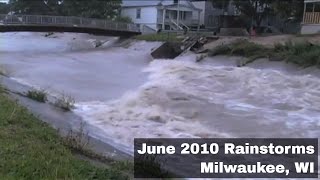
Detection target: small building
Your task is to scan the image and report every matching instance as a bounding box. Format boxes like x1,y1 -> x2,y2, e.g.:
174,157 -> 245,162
301,0 -> 320,34
121,0 -> 202,33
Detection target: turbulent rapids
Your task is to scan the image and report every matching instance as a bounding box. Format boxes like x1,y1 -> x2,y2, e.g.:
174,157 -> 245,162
1,32 -> 319,155
76,59 -> 320,153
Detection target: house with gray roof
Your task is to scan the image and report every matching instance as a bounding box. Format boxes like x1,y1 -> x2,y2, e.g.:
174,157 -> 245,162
121,0 -> 202,33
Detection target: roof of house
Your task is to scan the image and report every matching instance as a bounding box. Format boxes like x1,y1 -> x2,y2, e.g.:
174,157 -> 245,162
122,0 -> 163,7
305,0 -> 320,3
163,4 -> 202,11
122,0 -> 201,11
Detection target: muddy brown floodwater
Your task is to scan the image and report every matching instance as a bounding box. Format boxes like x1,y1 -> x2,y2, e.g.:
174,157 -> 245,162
1,32 -> 319,156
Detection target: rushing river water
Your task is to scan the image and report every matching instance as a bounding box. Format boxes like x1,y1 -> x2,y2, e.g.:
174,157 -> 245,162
1,32 -> 319,155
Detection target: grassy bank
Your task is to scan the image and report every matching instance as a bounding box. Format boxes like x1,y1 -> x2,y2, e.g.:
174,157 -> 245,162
209,39 -> 320,67
0,87 -> 130,179
133,33 -> 183,42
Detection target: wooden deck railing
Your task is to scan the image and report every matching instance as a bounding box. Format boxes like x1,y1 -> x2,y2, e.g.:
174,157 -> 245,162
0,14 -> 140,33
303,12 -> 320,24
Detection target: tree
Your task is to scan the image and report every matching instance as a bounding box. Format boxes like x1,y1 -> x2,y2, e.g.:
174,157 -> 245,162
9,0 -> 62,15
210,0 -> 304,26
44,0 -> 64,15
10,0 -> 42,14
0,2 -> 10,14
8,0 -> 122,20
61,0 -> 121,19
211,0 -> 273,27
271,0 -> 304,21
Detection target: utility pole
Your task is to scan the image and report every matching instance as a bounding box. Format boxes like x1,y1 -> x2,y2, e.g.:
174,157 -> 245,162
177,0 -> 180,29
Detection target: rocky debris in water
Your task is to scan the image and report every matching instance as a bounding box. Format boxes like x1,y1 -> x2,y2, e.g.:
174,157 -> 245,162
236,58 -> 248,67
44,32 -> 54,37
196,54 -> 208,62
148,115 -> 166,123
167,92 -> 190,101
192,36 -> 219,52
94,40 -> 104,48
88,39 -> 105,48
180,110 -> 199,119
171,96 -> 189,101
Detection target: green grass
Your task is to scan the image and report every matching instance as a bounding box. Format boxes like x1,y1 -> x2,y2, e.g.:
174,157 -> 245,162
273,41 -> 320,67
133,33 -> 183,42
26,89 -> 48,103
0,89 -> 130,179
209,39 -> 320,68
135,154 -> 173,178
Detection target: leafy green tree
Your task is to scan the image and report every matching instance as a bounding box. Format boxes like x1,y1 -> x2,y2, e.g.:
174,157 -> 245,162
211,0 -> 273,27
0,2 -> 10,14
9,0 -> 47,14
8,0 -> 122,20
61,0 -> 121,19
210,0 -> 304,26
271,0 -> 304,21
44,0 -> 64,15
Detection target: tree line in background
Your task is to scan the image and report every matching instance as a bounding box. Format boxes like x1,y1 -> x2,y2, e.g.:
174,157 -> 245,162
210,0 -> 304,28
0,0 -> 304,25
0,0 -> 132,22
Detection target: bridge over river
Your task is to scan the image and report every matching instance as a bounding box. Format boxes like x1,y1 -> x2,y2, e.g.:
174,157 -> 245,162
0,14 -> 141,37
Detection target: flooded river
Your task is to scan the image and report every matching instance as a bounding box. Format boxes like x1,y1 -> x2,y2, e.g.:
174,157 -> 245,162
1,32 -> 319,155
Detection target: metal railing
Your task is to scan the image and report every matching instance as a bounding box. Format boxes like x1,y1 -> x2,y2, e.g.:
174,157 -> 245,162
0,14 -> 140,33
157,17 -> 198,26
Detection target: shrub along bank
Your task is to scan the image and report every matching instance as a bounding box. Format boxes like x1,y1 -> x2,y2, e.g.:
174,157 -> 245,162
209,39 -> 320,68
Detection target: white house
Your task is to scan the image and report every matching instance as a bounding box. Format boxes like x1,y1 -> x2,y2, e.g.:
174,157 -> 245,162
121,0 -> 202,32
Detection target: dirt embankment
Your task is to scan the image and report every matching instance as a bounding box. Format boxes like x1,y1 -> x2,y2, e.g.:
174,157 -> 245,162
204,34 -> 320,50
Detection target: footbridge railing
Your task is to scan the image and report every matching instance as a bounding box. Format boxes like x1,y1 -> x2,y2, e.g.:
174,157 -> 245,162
0,14 -> 140,33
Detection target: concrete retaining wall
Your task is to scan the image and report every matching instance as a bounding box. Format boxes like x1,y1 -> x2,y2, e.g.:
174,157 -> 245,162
151,42 -> 183,59
0,25 -> 141,37
301,24 -> 320,34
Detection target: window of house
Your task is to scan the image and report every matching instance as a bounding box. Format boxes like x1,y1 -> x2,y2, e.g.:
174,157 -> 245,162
136,8 -> 141,19
172,11 -> 177,19
180,11 -> 186,20
306,3 -> 314,12
315,3 -> 320,12
165,11 -> 170,19
174,0 -> 178,4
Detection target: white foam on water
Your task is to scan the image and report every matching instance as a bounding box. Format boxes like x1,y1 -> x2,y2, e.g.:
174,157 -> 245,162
9,77 -> 36,88
74,57 -> 320,154
0,32 -> 116,53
